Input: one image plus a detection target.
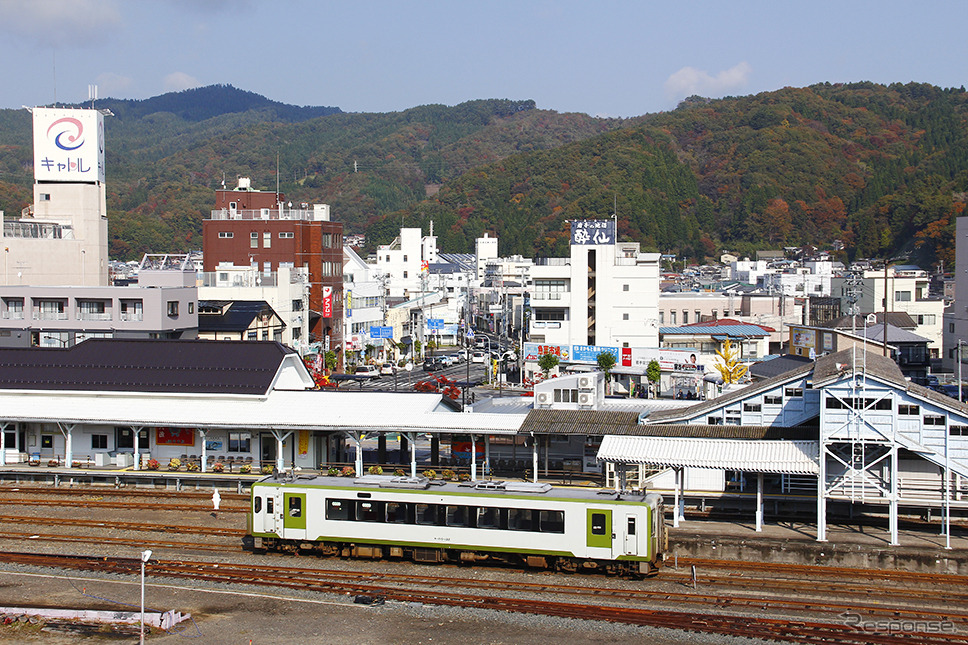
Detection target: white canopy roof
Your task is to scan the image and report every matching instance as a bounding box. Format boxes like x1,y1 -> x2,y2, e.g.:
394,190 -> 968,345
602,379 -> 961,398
597,435 -> 819,475
0,389 -> 524,436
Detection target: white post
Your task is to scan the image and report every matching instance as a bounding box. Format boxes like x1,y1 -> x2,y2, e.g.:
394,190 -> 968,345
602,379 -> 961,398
673,467 -> 681,528
59,423 -> 74,469
817,445 -> 827,542
470,434 -> 477,482
484,434 -> 490,477
139,549 -> 152,645
755,472 -> 764,532
531,433 -> 538,483
889,446 -> 899,546
133,427 -> 141,470
0,422 -> 6,465
677,467 -> 685,524
406,432 -> 417,479
351,431 -> 362,476
198,429 -> 207,473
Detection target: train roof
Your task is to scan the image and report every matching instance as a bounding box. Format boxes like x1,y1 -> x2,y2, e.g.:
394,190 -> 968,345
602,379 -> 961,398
253,473 -> 658,504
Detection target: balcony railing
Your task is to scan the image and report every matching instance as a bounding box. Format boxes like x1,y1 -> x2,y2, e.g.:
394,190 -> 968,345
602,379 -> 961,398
209,207 -> 318,221
1,311 -> 24,320
3,221 -> 75,239
77,312 -> 112,321
120,312 -> 144,322
34,311 -> 68,321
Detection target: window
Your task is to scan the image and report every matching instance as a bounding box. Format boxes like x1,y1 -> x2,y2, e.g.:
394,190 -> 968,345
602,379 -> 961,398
554,388 -> 579,403
623,313 -> 629,321
326,499 -> 351,521
477,507 -> 502,529
115,427 -> 147,450
39,193 -> 50,201
764,395 -> 782,405
254,497 -> 262,514
288,496 -> 302,518
895,290 -> 911,302
670,311 -> 677,325
188,302 -> 195,315
950,426 -> 968,436
250,232 -> 259,248
91,434 -> 108,449
266,497 -> 274,514
659,311 -> 665,324
899,404 -> 920,415
708,416 -> 723,425
445,505 -> 468,527
41,435 -> 53,449
785,387 -> 803,397
534,308 -> 566,322
356,501 -> 383,522
924,414 -> 946,426
508,508 -> 534,531
279,231 -> 294,239
263,231 -> 271,248
228,432 -> 251,452
539,510 -> 565,533
914,314 -> 936,325
167,301 -> 179,317
744,403 -> 762,412
682,311 -> 689,325
386,502 -> 409,523
403,271 -> 408,279
590,512 -> 607,535
416,503 -> 438,525
623,284 -> 629,292
218,231 -> 233,238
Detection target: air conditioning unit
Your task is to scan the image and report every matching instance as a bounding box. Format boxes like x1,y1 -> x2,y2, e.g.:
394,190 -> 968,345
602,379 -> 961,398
536,392 -> 549,404
579,376 -> 592,389
579,393 -> 591,406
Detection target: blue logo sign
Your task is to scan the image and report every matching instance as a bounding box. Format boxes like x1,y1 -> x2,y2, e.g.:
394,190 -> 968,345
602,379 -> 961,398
571,344 -> 620,363
427,318 -> 444,331
570,219 -> 615,245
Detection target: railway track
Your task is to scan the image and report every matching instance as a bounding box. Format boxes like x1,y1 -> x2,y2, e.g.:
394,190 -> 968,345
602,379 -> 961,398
0,551 -> 963,644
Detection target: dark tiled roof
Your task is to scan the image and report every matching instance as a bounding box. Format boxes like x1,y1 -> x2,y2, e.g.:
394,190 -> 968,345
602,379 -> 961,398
198,300 -> 282,333
749,354 -> 813,380
0,339 -> 294,394
519,409 -> 641,435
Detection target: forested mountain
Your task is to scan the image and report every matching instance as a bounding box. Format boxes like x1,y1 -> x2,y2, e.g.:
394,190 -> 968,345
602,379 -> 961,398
0,82 -> 966,269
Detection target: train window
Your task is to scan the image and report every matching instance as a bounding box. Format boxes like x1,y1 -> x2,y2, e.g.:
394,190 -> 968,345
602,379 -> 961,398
326,499 -> 351,521
266,497 -> 274,514
477,506 -> 502,529
508,508 -> 534,531
386,502 -> 410,524
416,503 -> 438,525
356,501 -> 383,522
254,497 -> 262,514
288,497 -> 302,518
591,513 -> 607,535
627,517 -> 636,535
539,510 -> 564,534
445,505 -> 468,527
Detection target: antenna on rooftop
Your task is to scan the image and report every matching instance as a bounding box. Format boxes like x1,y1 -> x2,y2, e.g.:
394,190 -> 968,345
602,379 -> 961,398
88,84 -> 98,109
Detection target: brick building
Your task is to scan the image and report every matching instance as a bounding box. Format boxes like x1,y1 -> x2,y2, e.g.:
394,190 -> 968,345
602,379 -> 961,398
202,178 -> 343,364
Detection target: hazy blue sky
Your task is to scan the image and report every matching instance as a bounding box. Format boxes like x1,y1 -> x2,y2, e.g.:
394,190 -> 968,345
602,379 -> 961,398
1,0 -> 965,118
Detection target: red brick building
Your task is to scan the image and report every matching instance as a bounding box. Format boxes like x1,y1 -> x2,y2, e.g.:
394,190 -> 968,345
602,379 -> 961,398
202,178 -> 343,364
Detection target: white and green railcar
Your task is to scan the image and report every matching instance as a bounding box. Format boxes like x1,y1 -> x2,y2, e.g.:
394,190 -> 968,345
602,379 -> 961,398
246,474 -> 666,576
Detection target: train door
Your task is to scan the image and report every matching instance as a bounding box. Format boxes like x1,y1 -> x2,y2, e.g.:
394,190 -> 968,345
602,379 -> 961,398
263,489 -> 281,534
283,492 -> 307,539
623,513 -> 638,556
586,508 -> 613,559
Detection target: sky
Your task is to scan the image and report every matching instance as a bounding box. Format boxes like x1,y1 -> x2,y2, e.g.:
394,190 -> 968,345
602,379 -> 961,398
0,0 -> 966,118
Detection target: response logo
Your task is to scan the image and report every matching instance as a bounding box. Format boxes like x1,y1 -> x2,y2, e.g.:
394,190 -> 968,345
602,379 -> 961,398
46,117 -> 85,151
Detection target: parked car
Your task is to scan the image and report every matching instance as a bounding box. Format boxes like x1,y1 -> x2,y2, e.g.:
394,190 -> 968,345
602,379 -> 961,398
354,364 -> 380,379
471,351 -> 486,364
379,363 -> 396,376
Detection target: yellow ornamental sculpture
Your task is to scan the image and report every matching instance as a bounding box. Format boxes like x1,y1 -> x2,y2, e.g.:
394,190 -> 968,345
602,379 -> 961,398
714,338 -> 748,384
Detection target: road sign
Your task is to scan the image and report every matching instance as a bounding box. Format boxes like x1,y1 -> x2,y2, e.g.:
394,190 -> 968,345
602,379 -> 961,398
427,318 -> 444,331
369,326 -> 393,339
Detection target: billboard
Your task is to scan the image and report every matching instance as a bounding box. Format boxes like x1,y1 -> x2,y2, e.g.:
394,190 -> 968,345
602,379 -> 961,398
523,343 -> 570,362
33,107 -> 105,183
627,347 -> 705,372
322,286 -> 333,317
570,219 -> 615,245
571,344 -> 620,363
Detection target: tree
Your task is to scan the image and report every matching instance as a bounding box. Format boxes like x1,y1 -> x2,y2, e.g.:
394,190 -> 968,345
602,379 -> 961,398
538,353 -> 560,378
324,351 -> 337,372
713,339 -> 748,384
596,351 -> 616,393
646,359 -> 661,397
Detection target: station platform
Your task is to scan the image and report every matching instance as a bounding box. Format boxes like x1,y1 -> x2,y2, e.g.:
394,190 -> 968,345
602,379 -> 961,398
669,515 -> 968,574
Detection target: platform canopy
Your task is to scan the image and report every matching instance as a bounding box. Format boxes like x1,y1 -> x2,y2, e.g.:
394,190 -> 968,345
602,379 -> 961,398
597,435 -> 819,475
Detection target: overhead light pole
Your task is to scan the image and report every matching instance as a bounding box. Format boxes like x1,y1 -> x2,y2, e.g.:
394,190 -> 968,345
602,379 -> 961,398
140,549 -> 152,645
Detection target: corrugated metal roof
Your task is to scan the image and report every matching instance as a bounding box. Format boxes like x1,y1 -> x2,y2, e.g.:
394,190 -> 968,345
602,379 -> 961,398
659,324 -> 771,338
597,436 -> 819,475
519,409 -> 641,435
